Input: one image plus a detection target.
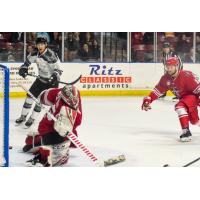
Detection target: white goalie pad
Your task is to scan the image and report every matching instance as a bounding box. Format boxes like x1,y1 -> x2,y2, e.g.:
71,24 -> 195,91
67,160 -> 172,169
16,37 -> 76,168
52,140 -> 70,166
54,106 -> 77,137
27,140 -> 70,167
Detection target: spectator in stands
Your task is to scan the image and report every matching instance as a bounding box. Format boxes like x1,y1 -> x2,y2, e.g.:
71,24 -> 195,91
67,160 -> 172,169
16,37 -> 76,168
10,32 -> 24,43
164,32 -> 175,38
185,48 -> 195,63
26,43 -> 34,57
49,32 -> 62,45
80,32 -> 93,50
79,32 -> 94,46
73,32 -> 80,43
117,32 -> 127,39
175,33 -> 192,61
131,32 -> 143,45
2,42 -> 16,62
65,32 -> 80,61
78,43 -> 92,61
51,32 -> 62,60
26,33 -> 36,43
0,32 -> 12,42
196,35 -> 200,62
91,39 -> 100,60
65,33 -> 80,51
143,32 -> 153,44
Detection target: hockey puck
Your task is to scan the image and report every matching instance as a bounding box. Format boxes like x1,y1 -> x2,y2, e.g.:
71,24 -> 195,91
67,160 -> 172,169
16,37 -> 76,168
9,146 -> 13,150
163,164 -> 169,167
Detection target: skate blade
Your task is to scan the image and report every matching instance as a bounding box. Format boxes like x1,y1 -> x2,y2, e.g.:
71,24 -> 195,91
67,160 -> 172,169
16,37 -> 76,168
14,122 -> 24,126
23,124 -> 32,129
180,136 -> 192,142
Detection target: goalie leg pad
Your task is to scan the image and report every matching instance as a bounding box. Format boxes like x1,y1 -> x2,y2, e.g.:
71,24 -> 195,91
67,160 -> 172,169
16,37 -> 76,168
23,134 -> 43,152
51,140 -> 70,166
27,140 -> 70,167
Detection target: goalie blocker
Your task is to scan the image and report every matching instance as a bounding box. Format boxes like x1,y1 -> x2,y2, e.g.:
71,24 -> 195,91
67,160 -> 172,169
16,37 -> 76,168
23,84 -> 82,167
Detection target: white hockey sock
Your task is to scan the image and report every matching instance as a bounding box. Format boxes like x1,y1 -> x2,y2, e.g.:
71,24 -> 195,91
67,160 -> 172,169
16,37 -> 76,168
21,97 -> 34,116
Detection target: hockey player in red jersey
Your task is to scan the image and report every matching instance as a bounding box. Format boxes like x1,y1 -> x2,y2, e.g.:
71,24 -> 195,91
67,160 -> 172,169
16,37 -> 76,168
24,84 -> 82,167
142,57 -> 200,142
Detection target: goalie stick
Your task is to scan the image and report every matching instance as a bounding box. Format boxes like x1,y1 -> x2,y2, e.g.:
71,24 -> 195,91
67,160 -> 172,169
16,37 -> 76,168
27,73 -> 82,85
163,156 -> 200,167
19,83 -> 126,167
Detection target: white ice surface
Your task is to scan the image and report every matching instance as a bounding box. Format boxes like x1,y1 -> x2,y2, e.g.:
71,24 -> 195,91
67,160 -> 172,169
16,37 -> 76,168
8,96 -> 200,167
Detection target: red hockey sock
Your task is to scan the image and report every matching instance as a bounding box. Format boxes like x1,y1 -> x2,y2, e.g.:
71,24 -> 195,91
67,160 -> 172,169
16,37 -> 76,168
175,104 -> 189,129
178,115 -> 189,129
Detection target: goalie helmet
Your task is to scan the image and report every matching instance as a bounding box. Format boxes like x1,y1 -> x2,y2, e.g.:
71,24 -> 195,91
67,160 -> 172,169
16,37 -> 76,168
60,85 -> 79,110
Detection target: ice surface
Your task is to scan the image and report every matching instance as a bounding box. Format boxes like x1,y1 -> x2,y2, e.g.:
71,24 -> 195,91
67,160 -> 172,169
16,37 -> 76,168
8,96 -> 200,167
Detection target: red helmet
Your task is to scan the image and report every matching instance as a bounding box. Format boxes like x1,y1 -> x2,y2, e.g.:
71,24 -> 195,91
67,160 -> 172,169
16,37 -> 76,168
166,57 -> 179,66
60,85 -> 79,110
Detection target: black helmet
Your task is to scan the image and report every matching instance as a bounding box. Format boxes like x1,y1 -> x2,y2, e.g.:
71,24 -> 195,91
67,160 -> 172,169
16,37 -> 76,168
36,37 -> 47,44
162,42 -> 170,48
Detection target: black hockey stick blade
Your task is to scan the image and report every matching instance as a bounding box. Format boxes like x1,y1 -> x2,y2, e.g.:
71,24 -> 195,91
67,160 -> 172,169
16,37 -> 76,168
104,154 -> 126,167
27,73 -> 82,85
163,156 -> 200,167
183,157 -> 200,167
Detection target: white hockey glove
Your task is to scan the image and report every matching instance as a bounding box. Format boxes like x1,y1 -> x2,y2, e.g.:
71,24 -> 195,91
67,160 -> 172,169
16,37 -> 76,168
54,106 -> 77,137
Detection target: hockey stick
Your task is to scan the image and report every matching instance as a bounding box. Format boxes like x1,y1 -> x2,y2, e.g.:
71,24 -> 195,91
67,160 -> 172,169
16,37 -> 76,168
18,83 -> 126,167
27,73 -> 82,85
163,156 -> 200,167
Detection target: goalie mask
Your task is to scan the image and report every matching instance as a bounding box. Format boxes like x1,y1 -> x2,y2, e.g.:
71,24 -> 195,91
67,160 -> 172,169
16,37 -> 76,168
60,85 -> 79,110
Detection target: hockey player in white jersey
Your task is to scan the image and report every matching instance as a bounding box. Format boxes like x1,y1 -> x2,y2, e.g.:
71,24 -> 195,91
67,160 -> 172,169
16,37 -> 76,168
16,37 -> 62,128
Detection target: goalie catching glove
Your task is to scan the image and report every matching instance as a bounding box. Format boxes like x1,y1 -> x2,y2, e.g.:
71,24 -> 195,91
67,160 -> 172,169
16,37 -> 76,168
54,106 -> 77,137
142,97 -> 152,111
19,66 -> 28,78
49,71 -> 61,85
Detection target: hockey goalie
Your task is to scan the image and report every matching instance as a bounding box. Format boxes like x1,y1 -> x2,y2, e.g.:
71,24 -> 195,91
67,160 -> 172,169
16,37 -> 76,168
23,84 -> 82,167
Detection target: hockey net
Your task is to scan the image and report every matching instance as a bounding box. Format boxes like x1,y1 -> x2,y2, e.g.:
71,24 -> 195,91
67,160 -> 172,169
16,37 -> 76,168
0,64 -> 9,167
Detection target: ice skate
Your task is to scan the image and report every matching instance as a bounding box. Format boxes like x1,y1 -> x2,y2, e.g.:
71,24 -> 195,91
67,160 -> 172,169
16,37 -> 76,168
15,115 -> 26,126
180,129 -> 192,142
158,93 -> 166,99
172,96 -> 178,102
24,117 -> 35,128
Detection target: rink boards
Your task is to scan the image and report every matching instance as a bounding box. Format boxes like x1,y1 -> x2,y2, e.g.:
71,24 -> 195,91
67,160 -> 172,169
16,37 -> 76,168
0,62 -> 200,97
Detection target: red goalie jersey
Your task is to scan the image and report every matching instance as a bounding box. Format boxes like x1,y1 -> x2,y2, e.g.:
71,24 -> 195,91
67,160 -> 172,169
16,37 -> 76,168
149,70 -> 200,101
38,87 -> 82,137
